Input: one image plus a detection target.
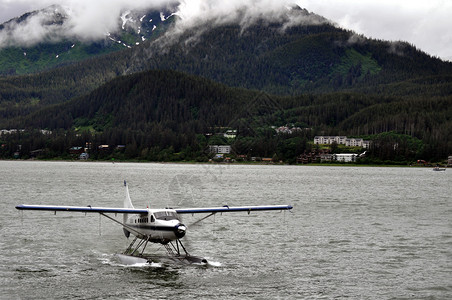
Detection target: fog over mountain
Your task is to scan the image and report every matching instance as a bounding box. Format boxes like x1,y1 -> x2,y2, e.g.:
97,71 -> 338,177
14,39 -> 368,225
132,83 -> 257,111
0,0 -> 451,60
301,0 -> 452,61
0,0 -> 176,46
0,0 -> 317,47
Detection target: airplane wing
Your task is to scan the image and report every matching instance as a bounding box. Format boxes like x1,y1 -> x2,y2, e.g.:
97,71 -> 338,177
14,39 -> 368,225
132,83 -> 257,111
15,204 -> 292,214
15,204 -> 148,214
175,205 -> 293,214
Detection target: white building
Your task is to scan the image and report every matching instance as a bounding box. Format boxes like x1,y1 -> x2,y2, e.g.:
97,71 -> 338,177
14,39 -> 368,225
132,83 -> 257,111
223,130 -> 237,139
0,129 -> 24,136
333,153 -> 358,162
209,145 -> 231,154
275,126 -> 302,135
314,136 -> 346,144
314,136 -> 370,149
345,138 -> 363,147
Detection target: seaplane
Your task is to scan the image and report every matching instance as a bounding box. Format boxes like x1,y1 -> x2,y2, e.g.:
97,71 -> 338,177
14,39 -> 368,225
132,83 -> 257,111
16,181 -> 293,265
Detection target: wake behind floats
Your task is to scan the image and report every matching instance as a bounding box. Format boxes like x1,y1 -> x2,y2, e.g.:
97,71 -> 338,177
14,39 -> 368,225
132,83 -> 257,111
16,181 -> 293,265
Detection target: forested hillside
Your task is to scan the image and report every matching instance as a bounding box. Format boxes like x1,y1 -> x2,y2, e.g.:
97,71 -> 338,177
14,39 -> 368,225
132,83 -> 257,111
1,70 -> 450,163
1,5 -> 451,111
137,22 -> 452,95
0,50 -> 131,124
2,15 -> 451,123
0,6 -> 451,163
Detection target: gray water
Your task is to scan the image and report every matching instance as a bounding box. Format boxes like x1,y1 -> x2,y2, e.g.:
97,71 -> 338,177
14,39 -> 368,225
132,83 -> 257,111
0,161 -> 451,299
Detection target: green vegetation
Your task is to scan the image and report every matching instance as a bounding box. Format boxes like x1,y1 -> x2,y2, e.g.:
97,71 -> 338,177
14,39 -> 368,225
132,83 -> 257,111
0,10 -> 451,164
0,70 -> 450,164
0,41 -> 124,75
332,48 -> 381,79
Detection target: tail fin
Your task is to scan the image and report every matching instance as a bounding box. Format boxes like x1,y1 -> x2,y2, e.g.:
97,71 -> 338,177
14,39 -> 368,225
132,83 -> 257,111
123,180 -> 133,238
123,180 -> 134,209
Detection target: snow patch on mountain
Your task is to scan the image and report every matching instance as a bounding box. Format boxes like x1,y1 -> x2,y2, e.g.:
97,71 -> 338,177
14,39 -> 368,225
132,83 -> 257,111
121,11 -> 132,30
160,12 -> 176,22
0,2 -> 177,48
0,1 -> 327,51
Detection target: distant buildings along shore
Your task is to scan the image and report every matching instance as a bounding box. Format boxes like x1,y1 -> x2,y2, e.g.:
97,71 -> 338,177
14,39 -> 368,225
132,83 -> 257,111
314,136 -> 370,148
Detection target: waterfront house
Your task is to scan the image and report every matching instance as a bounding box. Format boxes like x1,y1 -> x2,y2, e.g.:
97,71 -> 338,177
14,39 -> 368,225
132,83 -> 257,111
333,153 -> 358,162
208,145 -> 231,154
314,136 -> 370,149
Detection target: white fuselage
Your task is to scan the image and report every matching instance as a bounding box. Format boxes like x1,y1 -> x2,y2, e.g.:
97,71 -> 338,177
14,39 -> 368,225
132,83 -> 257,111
124,209 -> 186,243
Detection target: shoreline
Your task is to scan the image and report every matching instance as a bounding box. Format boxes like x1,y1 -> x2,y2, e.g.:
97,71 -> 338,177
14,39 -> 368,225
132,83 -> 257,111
0,158 -> 443,168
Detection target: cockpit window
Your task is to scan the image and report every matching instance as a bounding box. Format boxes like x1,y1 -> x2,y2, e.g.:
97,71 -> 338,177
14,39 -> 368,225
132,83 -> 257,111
154,211 -> 179,221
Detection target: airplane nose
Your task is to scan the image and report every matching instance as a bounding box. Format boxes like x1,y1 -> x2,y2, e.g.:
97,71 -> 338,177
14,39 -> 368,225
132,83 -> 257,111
175,223 -> 187,238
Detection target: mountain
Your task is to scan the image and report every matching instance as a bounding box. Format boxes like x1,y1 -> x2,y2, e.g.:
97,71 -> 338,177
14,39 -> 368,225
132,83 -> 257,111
138,23 -> 452,94
0,5 -> 451,162
0,5 -> 176,75
1,5 -> 451,99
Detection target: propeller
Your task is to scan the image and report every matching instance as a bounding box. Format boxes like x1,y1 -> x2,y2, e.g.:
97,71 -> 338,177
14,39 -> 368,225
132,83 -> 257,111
174,223 -> 187,239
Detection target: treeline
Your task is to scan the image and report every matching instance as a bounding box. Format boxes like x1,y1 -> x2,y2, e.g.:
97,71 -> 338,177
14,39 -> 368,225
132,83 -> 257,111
0,126 -> 442,164
1,70 -> 450,163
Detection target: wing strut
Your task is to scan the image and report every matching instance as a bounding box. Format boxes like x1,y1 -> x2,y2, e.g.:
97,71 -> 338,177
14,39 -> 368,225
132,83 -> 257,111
189,212 -> 216,226
99,213 -> 143,238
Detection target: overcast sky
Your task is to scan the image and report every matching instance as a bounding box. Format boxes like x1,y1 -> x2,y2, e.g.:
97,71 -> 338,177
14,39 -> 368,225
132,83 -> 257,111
0,0 -> 451,61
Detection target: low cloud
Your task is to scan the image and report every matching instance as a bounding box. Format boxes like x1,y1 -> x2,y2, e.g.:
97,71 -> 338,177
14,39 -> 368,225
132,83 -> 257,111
298,0 -> 452,61
0,0 -> 327,49
162,0 -> 327,48
175,0 -> 300,28
1,6 -> 67,47
0,0 -> 176,48
1,0 -> 450,61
